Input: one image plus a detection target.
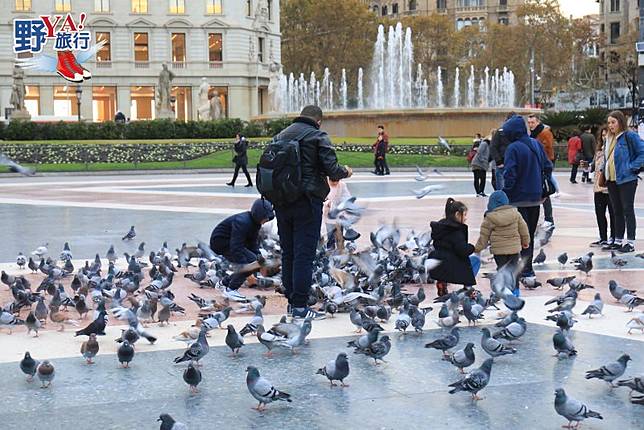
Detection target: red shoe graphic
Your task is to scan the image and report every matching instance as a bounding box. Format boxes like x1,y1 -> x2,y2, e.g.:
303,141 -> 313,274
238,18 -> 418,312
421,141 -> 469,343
65,51 -> 92,80
56,51 -> 83,83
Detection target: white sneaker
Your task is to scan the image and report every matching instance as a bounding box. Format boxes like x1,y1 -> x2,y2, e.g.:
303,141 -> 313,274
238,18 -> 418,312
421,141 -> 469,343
223,287 -> 248,302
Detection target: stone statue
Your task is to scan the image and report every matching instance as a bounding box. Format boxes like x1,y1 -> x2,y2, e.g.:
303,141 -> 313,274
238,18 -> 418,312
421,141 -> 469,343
209,90 -> 223,120
10,65 -> 30,120
197,77 -> 211,121
268,62 -> 282,113
156,63 -> 175,119
255,0 -> 269,23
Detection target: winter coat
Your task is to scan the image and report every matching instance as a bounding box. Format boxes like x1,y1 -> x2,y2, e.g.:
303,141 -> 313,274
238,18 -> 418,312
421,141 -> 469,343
567,136 -> 582,165
372,133 -> 389,155
428,218 -> 476,286
471,139 -> 490,171
502,115 -> 553,205
603,130 -> 644,185
489,128 -> 512,166
531,123 -> 555,162
233,138 -> 249,166
592,149 -> 608,194
276,116 -> 349,201
374,139 -> 386,158
474,205 -> 530,255
580,132 -> 596,159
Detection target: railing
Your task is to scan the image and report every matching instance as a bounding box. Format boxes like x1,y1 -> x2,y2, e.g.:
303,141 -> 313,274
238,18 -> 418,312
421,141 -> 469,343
456,6 -> 486,12
497,4 -> 509,12
96,61 -> 112,68
209,61 -> 223,69
171,61 -> 186,69
134,61 -> 149,69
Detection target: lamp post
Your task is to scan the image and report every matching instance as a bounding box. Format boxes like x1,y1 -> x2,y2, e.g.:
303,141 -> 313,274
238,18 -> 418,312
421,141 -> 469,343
75,85 -> 82,122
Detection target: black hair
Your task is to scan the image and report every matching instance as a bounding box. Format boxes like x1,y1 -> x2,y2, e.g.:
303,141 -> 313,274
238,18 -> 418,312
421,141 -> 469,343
300,105 -> 323,121
505,111 -> 517,120
445,198 -> 468,223
377,125 -> 385,129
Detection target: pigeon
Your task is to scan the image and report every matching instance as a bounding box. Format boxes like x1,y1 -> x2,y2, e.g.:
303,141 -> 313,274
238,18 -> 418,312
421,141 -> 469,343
106,245 -> 117,263
620,293 -> 644,312
0,309 -> 24,334
25,311 -> 41,337
202,307 -> 232,331
36,360 -> 55,388
74,310 -> 107,337
481,327 -> 516,357
627,313 -> 644,334
246,366 -> 292,411
239,305 -> 264,337
16,252 -> 26,269
28,257 -> 38,273
0,153 -> 35,176
581,293 -> 604,318
554,388 -> 603,428
31,244 -> 48,258
611,251 -> 628,269
533,249 -> 546,265
157,414 -> 188,430
608,280 -> 636,301
546,276 -> 575,290
81,333 -> 100,364
225,324 -> 244,356
269,318 -> 312,354
493,317 -> 527,342
585,353 -> 631,387
448,358 -> 493,401
355,335 -> 391,364
117,340 -> 135,368
256,324 -> 289,357
20,351 -> 38,382
552,329 -> 577,358
59,242 -> 72,261
520,276 -> 542,290
557,252 -> 568,267
617,376 -> 644,403
443,342 -> 476,373
316,352 -> 350,387
183,362 -> 202,394
348,326 -> 382,352
413,184 -> 445,199
122,226 -> 136,241
572,252 -> 593,276
425,327 -> 460,357
462,297 -> 484,325
174,326 -> 209,365
438,136 -> 451,152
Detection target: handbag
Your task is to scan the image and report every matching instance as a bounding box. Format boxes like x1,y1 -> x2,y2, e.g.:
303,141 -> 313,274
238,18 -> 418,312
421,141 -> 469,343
522,140 -> 556,198
574,150 -> 584,164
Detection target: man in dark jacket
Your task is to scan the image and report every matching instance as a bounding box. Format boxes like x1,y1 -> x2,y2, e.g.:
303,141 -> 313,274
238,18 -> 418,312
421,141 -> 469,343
580,126 -> 596,183
488,112 -> 516,190
503,115 -> 553,279
226,134 -> 253,187
274,105 -> 352,319
209,199 -> 274,302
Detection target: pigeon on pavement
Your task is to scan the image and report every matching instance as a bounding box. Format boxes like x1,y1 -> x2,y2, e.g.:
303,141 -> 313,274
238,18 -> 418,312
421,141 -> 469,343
554,388 -> 603,429
585,354 -> 631,387
246,366 -> 292,411
174,326 -> 209,365
36,360 -> 55,388
443,342 -> 476,373
20,351 -> 38,382
608,280 -> 636,301
117,340 -> 135,368
316,352 -> 350,387
122,226 -> 136,241
552,329 -> 577,358
581,293 -> 604,318
157,414 -> 188,430
225,324 -> 244,356
448,358 -> 493,401
80,333 -> 99,364
481,327 -> 516,357
533,249 -> 546,265
425,327 -> 460,357
183,362 -> 202,394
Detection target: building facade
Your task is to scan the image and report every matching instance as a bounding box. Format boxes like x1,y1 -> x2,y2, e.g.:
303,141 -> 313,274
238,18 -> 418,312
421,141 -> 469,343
362,0 -> 525,28
0,0 -> 281,122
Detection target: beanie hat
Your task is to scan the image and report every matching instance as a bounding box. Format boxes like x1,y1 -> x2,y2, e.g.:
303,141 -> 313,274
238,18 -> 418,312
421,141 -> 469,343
487,190 -> 509,212
251,199 -> 275,223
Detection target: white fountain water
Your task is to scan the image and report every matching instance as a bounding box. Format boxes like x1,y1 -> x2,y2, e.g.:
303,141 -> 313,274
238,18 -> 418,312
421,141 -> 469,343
274,23 -> 517,113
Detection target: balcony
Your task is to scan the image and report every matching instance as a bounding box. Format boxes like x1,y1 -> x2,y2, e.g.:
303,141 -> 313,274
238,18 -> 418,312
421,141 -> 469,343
96,61 -> 112,68
456,6 -> 485,13
171,61 -> 186,69
497,4 -> 509,12
134,61 -> 149,69
209,61 -> 223,69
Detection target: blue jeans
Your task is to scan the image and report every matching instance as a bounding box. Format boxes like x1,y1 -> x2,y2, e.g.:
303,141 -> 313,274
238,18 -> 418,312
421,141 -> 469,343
495,166 -> 505,191
275,197 -> 323,307
469,255 -> 481,278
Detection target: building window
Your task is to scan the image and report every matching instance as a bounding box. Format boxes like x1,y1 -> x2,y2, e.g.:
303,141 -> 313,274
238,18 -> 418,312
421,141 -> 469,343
131,0 -> 147,13
610,22 -> 620,44
171,86 -> 192,121
169,0 -> 184,14
409,0 -> 417,11
134,32 -> 149,62
55,0 -> 71,12
610,0 -> 620,12
246,0 -> 252,16
208,33 -> 223,62
499,0 -> 507,6
437,0 -> 446,10
392,3 -> 398,14
381,5 -> 387,15
92,86 -> 117,122
207,0 -> 222,14
208,87 -> 228,118
24,85 -> 39,117
131,86 -> 155,120
257,37 -> 265,62
15,0 -> 31,11
498,15 -> 509,25
372,5 -> 378,13
267,0 -> 272,19
54,86 -> 78,118
94,0 -> 109,12
96,32 -> 111,61
171,33 -> 186,63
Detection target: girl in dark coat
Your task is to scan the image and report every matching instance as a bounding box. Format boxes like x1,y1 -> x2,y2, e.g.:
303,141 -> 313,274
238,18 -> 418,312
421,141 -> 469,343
429,198 -> 481,296
227,134 -> 253,187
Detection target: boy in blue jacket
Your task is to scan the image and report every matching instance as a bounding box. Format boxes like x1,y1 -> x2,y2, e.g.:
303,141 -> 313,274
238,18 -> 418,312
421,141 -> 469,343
209,199 -> 274,302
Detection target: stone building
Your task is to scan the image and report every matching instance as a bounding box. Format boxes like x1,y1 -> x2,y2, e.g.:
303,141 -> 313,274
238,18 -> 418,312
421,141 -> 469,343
0,0 -> 281,121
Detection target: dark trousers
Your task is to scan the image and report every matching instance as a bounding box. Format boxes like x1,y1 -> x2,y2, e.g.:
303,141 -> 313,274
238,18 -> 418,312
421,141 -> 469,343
570,164 -> 579,182
494,254 -> 520,290
374,157 -> 386,175
518,205 -> 540,277
594,192 -> 615,242
230,163 -> 252,185
275,197 -> 323,307
491,168 -> 497,190
473,169 -> 486,194
210,237 -> 257,290
382,156 -> 390,174
542,196 -> 554,223
607,180 -> 638,241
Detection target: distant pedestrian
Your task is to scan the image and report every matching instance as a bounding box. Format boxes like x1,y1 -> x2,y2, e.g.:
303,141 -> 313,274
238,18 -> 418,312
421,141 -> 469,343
227,134 -> 253,187
528,114 -> 556,229
489,112 -> 516,191
567,130 -> 582,184
589,133 -> 615,248
471,135 -> 489,197
372,125 -> 390,175
580,125 -> 597,183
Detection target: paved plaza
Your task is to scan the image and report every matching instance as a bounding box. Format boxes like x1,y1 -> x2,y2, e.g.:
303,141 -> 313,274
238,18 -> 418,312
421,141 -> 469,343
0,170 -> 642,429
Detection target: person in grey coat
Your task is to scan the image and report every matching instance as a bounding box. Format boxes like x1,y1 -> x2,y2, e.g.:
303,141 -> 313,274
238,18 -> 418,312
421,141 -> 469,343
471,137 -> 490,197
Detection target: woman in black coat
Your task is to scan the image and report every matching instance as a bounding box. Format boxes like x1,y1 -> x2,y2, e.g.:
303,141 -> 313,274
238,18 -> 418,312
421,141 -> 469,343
227,134 -> 253,187
429,198 -> 481,296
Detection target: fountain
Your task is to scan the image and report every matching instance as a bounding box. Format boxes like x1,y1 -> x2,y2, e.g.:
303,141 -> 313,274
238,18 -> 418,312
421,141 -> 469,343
262,23 -> 536,137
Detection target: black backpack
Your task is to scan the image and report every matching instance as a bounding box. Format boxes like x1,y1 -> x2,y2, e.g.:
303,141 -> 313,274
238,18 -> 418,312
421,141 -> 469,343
256,128 -> 312,206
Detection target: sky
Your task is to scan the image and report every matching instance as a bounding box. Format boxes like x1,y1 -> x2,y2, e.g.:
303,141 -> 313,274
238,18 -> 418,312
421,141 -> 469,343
558,0 -> 600,18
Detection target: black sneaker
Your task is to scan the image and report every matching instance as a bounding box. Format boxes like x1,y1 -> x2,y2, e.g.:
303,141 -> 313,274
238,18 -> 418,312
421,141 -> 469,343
226,182 -> 234,187
292,307 -> 326,320
618,243 -> 635,253
589,240 -> 603,247
601,242 -> 620,251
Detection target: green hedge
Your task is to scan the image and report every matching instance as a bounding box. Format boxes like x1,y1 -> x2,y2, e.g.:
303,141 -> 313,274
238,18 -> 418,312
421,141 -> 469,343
0,117 -> 295,141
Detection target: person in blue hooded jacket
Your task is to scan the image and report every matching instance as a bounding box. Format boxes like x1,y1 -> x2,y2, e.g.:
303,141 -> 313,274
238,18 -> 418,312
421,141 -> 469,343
209,199 -> 274,302
502,114 -> 553,279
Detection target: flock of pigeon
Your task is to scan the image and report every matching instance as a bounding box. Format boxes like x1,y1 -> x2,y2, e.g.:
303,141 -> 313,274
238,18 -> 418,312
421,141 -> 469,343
1,197 -> 643,429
